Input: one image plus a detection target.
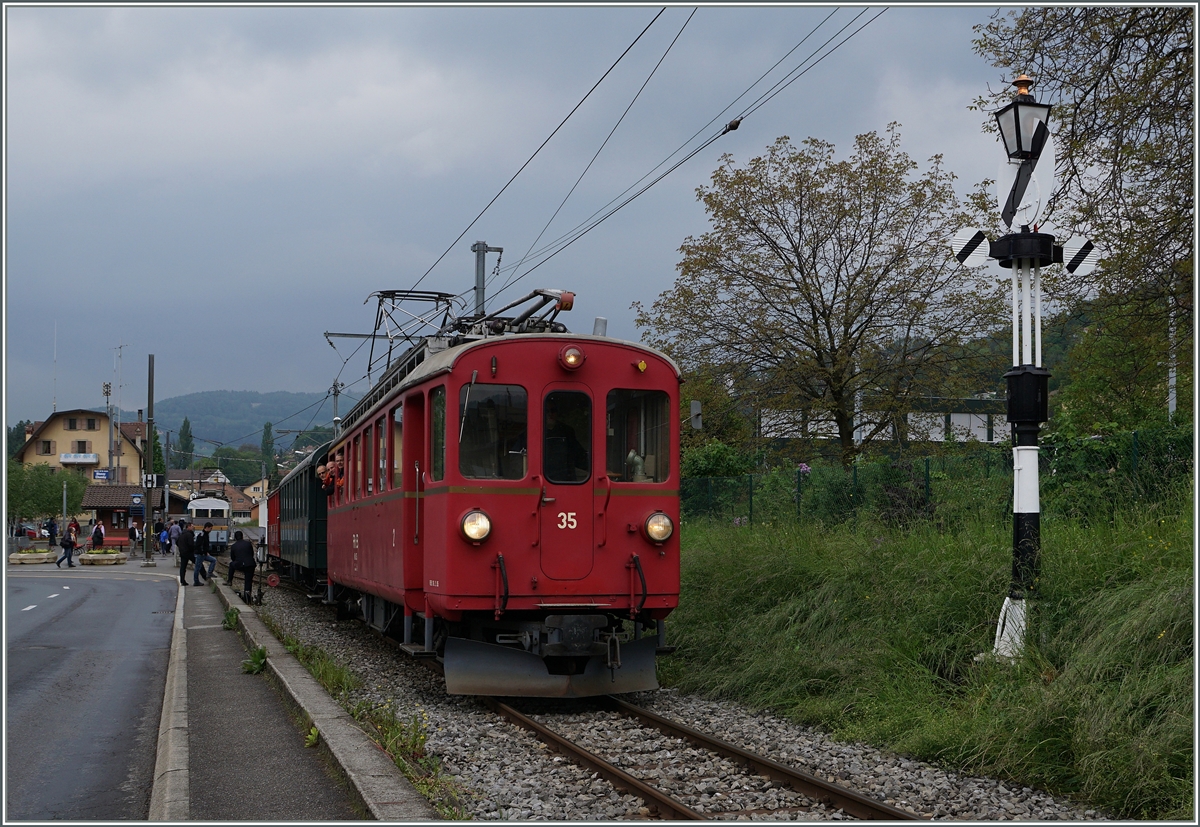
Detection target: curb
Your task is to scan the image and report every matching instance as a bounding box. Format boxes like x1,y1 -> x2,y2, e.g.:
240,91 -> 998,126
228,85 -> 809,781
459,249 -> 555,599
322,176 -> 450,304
213,576 -> 437,821
148,586 -> 189,821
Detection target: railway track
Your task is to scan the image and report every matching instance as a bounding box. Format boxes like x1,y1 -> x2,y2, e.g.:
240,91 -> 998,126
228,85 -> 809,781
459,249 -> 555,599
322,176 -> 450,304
480,695 -> 923,821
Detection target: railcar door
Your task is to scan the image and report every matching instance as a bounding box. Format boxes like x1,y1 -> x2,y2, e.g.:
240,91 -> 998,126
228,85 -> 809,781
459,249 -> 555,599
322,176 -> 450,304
539,389 -> 594,580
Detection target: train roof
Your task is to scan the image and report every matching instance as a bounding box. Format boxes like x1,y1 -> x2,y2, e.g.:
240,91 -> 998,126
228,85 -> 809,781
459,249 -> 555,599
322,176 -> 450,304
338,333 -> 681,436
277,441 -> 332,489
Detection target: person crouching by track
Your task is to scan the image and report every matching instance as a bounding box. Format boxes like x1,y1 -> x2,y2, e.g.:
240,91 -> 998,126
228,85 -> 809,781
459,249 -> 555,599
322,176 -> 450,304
177,521 -> 197,586
56,525 -> 79,568
226,530 -> 256,600
193,522 -> 216,585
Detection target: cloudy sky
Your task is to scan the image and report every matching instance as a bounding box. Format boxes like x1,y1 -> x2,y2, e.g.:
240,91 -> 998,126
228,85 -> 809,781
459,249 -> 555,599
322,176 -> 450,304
5,3 -> 1013,428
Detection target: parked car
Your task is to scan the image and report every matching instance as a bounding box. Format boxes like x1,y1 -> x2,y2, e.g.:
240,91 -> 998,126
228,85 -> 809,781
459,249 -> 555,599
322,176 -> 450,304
16,524 -> 39,540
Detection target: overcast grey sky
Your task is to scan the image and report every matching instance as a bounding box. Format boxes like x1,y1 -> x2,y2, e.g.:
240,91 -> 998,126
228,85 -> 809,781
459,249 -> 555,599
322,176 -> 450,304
5,3 -> 1011,428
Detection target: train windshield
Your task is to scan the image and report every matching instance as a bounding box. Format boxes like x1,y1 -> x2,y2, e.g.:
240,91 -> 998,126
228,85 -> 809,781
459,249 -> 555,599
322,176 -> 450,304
459,384 -> 528,480
606,389 -> 670,482
543,391 -> 591,484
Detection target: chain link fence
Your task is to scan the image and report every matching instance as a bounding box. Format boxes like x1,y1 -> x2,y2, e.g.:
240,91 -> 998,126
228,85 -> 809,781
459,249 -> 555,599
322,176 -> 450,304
681,425 -> 1193,527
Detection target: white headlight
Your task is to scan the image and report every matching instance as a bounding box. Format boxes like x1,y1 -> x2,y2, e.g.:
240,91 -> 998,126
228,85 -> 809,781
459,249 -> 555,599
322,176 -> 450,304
461,510 -> 491,542
645,512 -> 673,542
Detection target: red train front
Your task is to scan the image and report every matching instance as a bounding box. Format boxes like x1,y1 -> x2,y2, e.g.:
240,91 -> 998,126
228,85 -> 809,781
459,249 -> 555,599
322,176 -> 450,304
321,295 -> 681,696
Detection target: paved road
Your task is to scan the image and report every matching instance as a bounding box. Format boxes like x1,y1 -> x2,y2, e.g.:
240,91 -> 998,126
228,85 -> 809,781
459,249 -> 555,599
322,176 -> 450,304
6,566 -> 177,820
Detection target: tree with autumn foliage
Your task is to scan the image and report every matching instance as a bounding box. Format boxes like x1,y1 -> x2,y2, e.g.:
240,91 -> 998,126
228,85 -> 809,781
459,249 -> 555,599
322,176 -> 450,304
635,127 -> 1001,467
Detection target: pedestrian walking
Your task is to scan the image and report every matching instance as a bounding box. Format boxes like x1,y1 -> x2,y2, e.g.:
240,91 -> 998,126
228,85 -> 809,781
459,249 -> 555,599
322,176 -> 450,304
128,521 -> 142,553
193,522 -> 217,584
56,526 -> 78,568
168,519 -> 183,558
177,521 -> 197,586
226,530 -> 257,600
46,518 -> 58,551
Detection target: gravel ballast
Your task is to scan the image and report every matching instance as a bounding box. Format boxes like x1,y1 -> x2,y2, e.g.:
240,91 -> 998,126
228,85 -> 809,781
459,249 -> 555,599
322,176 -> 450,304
259,585 -> 1105,821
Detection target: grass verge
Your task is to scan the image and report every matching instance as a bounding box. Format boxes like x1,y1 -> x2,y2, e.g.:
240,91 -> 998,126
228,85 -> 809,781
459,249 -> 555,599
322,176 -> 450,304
661,488 -> 1193,820
258,610 -> 468,819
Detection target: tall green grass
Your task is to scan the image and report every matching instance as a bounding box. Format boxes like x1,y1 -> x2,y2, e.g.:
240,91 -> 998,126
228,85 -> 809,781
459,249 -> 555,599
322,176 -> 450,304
660,488 -> 1193,819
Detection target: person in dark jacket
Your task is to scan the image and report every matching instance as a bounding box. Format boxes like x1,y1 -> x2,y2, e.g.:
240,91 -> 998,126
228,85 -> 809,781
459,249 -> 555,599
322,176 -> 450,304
177,521 -> 197,586
193,522 -> 216,585
46,518 -> 58,551
56,525 -> 78,568
226,530 -> 256,598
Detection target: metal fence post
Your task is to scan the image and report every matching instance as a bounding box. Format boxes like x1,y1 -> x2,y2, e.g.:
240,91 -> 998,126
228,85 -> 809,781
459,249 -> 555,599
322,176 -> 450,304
924,456 -> 931,505
852,464 -> 858,505
747,474 -> 754,524
1132,430 -> 1139,476
796,468 -> 802,518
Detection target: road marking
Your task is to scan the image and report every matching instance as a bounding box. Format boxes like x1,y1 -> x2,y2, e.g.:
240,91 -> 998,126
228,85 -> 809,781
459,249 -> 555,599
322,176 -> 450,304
22,606 -> 36,611
63,586 -> 70,589
48,594 -> 60,598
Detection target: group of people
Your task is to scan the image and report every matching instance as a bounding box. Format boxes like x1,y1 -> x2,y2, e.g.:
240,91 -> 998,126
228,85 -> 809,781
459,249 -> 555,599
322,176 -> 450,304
316,452 -> 345,497
171,518 -> 258,598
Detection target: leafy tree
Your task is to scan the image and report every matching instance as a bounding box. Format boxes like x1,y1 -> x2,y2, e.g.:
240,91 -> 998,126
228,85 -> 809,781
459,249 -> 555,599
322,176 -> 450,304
635,128 -> 1001,467
681,440 -> 754,479
151,429 -> 166,475
174,417 -> 195,469
292,427 -> 334,453
261,422 -> 278,484
679,370 -> 754,459
7,419 -> 32,458
973,8 -> 1193,424
201,446 -> 262,487
6,461 -> 88,524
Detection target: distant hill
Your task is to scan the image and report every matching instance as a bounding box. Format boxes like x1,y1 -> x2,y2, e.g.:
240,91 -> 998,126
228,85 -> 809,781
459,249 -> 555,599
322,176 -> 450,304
117,390 -> 359,454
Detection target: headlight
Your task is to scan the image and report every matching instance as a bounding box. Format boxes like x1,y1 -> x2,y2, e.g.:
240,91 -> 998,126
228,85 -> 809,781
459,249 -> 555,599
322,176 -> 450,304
461,510 -> 492,542
558,345 -> 586,370
644,512 -> 674,543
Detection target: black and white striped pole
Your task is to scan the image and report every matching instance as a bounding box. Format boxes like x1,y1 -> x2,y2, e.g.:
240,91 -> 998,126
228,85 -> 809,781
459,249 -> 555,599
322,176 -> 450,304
954,76 -> 1098,660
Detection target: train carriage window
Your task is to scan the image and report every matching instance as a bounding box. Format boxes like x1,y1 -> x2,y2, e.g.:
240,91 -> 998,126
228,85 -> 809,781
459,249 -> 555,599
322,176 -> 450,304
364,425 -> 374,496
606,390 -> 670,483
459,384 -> 527,480
430,386 -> 446,482
353,435 -> 363,499
376,417 -> 387,493
391,406 -> 403,489
543,391 -> 590,484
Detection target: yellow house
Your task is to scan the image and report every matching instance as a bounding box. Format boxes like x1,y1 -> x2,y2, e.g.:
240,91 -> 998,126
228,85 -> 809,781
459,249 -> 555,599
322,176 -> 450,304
14,408 -> 150,484
243,476 -> 270,503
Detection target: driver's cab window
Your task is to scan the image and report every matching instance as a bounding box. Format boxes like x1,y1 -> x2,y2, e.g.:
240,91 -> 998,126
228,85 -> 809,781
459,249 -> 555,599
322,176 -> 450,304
459,384 -> 527,480
543,391 -> 590,484
606,389 -> 670,482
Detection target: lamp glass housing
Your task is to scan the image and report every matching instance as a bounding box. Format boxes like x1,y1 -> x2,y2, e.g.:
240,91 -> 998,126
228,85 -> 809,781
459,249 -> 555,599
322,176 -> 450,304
994,99 -> 1052,159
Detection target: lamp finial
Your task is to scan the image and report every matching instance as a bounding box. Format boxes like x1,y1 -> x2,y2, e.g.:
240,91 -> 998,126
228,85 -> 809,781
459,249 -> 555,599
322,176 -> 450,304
1011,74 -> 1034,98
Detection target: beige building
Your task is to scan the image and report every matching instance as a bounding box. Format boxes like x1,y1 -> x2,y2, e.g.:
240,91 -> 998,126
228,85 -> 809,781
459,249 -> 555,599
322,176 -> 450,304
14,409 -> 150,484
243,476 -> 270,503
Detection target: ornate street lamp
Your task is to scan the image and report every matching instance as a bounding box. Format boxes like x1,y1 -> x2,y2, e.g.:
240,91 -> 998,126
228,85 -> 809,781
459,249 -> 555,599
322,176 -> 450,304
993,75 -> 1052,161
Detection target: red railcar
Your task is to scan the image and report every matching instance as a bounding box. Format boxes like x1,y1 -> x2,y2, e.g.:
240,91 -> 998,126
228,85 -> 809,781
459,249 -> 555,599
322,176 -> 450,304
321,295 -> 681,696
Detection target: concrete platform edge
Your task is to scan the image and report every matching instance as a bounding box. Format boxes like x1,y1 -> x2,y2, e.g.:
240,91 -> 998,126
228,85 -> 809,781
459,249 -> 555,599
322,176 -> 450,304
148,586 -> 189,821
214,579 -> 438,821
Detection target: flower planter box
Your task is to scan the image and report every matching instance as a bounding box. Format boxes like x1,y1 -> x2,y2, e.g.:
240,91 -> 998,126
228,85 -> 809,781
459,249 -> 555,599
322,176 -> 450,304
8,551 -> 55,564
79,552 -> 128,566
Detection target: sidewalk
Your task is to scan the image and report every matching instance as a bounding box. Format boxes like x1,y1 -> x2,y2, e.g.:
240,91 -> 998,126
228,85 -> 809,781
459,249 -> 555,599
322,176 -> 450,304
150,562 -> 437,821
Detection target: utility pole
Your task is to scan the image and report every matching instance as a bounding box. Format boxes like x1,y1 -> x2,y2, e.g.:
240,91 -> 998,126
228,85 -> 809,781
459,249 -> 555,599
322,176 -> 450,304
104,382 -> 113,485
142,355 -> 156,567
471,240 -> 503,316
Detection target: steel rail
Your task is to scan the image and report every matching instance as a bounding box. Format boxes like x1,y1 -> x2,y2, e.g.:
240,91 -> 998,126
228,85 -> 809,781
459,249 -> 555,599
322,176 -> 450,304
603,696 -> 924,821
479,696 -> 705,820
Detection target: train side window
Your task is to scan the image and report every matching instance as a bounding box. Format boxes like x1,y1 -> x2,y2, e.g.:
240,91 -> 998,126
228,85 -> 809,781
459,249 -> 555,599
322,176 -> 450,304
353,435 -> 363,499
606,389 -> 670,483
376,417 -> 387,492
430,386 -> 446,482
364,425 -> 374,496
459,383 -> 527,480
391,406 -> 403,489
543,391 -> 590,484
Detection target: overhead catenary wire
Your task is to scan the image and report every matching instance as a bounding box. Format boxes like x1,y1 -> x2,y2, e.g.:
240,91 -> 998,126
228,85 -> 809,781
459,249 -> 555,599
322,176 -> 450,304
489,7 -> 886,296
405,7 -> 667,296
502,8 -> 699,294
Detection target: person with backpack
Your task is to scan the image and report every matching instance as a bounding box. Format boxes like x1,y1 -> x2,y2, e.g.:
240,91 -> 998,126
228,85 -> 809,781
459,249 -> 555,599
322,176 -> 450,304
46,518 -> 58,551
56,525 -> 78,568
90,521 -> 105,551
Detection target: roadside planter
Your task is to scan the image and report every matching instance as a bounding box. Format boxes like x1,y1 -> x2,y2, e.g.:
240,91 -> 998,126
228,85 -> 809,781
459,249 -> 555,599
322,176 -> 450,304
79,548 -> 129,565
8,550 -> 56,564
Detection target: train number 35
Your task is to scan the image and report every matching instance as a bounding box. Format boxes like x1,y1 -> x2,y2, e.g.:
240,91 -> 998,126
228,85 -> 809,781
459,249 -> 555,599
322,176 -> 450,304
556,512 -> 577,530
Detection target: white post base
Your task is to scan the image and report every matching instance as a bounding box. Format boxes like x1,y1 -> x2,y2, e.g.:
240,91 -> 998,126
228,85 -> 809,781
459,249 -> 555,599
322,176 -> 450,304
992,596 -> 1027,660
